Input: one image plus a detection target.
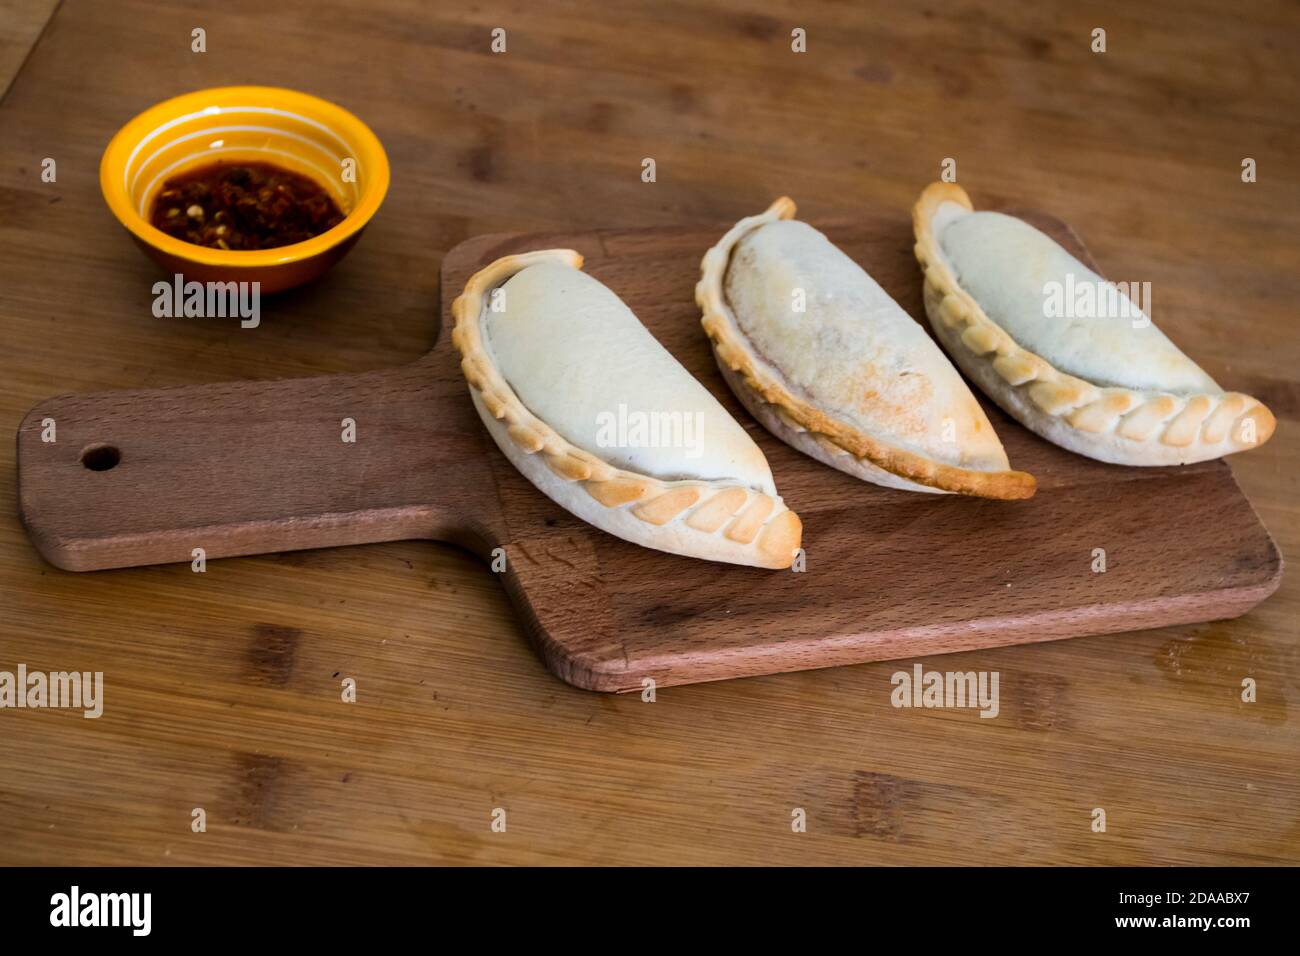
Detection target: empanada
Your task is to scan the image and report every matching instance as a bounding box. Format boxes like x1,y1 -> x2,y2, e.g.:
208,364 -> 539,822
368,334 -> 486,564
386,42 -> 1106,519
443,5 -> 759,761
912,182 -> 1276,465
696,198 -> 1035,499
452,249 -> 803,569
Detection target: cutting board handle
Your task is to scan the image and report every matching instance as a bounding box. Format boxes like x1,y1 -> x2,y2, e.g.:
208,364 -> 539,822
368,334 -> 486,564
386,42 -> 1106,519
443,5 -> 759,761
16,359 -> 501,571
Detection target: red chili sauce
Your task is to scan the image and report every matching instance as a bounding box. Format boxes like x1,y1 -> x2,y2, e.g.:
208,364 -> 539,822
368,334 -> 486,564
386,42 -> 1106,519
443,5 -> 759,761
148,160 -> 345,251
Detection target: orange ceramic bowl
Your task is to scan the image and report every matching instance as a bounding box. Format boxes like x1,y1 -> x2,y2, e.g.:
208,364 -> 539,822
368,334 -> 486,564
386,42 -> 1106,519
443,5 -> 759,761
100,86 -> 389,294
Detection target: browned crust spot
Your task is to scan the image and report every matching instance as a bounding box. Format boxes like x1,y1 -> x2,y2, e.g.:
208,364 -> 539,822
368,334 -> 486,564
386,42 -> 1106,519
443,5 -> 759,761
696,197 -> 1037,500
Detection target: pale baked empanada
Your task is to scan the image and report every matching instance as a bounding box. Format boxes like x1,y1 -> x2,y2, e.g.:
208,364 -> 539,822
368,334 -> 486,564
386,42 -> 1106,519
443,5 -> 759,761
913,182 -> 1276,465
696,198 -> 1035,499
452,250 -> 802,569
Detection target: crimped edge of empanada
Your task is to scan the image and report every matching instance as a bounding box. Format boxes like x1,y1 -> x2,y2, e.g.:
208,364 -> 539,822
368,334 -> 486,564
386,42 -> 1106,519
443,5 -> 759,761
696,198 -> 1036,500
452,249 -> 803,569
912,182 -> 1276,465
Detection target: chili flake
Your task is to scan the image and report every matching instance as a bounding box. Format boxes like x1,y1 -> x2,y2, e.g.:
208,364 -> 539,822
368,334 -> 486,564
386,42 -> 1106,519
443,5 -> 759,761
148,160 -> 346,251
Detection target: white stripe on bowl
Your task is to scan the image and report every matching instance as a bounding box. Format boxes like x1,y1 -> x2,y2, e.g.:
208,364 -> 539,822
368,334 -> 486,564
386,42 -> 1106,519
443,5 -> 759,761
122,105 -> 354,190
128,124 -> 351,196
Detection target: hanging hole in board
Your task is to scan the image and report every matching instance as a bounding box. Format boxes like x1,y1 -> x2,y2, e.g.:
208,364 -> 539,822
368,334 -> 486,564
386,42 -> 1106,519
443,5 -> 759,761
80,444 -> 121,471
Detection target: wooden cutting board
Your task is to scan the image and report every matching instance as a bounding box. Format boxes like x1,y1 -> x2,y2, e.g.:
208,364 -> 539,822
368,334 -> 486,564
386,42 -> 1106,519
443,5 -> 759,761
15,210 -> 1283,691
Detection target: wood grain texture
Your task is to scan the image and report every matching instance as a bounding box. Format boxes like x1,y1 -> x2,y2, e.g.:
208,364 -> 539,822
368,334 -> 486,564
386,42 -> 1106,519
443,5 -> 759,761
446,215 -> 1285,689
17,210 -> 1281,690
0,0 -> 60,101
0,0 -> 1297,864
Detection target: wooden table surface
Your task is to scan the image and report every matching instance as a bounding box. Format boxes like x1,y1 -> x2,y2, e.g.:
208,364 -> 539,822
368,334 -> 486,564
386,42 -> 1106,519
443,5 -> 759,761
1,0 -> 1296,866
